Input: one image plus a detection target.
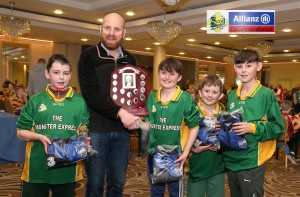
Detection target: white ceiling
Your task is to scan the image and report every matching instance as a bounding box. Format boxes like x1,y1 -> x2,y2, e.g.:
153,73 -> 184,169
0,0 -> 300,63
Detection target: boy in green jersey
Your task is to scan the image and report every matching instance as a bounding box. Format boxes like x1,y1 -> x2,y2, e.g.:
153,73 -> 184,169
16,54 -> 90,197
139,57 -> 200,197
223,49 -> 285,197
187,75 -> 225,197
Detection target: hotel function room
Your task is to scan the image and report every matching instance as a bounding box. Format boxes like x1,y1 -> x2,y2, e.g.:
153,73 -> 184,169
0,0 -> 300,196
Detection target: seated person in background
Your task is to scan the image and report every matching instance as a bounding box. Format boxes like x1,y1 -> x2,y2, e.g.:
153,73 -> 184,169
274,84 -> 284,102
3,82 -> 15,98
281,100 -> 300,164
10,86 -> 28,115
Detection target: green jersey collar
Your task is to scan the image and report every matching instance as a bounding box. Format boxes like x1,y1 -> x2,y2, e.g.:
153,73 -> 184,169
156,86 -> 183,103
235,80 -> 262,99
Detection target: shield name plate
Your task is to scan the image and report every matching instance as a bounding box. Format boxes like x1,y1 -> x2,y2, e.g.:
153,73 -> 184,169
110,64 -> 149,116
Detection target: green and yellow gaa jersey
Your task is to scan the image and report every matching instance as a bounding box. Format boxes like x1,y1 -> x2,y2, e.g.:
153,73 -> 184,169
16,86 -> 89,184
223,81 -> 284,171
188,103 -> 225,181
146,86 -> 200,154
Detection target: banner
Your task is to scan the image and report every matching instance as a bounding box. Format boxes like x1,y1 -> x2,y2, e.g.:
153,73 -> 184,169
207,10 -> 275,34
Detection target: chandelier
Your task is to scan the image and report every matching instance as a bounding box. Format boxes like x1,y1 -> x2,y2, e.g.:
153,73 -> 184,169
162,0 -> 180,6
223,43 -> 271,65
0,2 -> 31,40
223,54 -> 235,65
147,6 -> 181,46
245,43 -> 271,58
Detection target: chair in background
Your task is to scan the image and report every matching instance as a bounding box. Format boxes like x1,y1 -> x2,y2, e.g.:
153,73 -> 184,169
3,98 -> 15,114
275,115 -> 289,168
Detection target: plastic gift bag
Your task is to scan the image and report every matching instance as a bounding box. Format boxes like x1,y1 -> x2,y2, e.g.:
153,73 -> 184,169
218,108 -> 248,151
47,131 -> 93,167
151,145 -> 183,184
197,116 -> 220,149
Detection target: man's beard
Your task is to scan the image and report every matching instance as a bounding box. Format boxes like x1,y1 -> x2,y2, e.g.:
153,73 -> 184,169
102,37 -> 122,50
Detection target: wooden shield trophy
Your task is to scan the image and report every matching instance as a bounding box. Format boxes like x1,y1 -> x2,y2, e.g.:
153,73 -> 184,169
110,64 -> 149,116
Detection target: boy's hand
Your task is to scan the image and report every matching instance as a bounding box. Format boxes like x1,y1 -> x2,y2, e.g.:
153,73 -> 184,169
215,121 -> 221,131
209,145 -> 219,152
191,141 -> 211,153
232,122 -> 252,135
38,134 -> 51,153
174,152 -> 188,172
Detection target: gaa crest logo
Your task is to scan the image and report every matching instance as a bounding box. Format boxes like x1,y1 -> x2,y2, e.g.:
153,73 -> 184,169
207,12 -> 228,32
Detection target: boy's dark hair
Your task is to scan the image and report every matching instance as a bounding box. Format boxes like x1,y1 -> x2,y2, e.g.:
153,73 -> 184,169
46,54 -> 71,72
158,57 -> 183,75
281,100 -> 292,112
200,75 -> 224,93
234,49 -> 260,64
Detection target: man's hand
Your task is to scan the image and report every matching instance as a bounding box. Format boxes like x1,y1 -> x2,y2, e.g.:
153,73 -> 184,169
118,108 -> 141,130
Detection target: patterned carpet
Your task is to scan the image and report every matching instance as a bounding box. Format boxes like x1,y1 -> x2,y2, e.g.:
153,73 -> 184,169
0,152 -> 300,197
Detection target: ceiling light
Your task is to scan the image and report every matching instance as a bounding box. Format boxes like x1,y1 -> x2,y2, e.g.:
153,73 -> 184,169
179,52 -> 185,55
98,18 -> 103,23
229,34 -> 238,38
188,39 -> 195,42
214,42 -> 220,45
282,29 -> 291,33
206,56 -> 212,59
81,38 -> 88,42
154,42 -> 161,45
263,60 -> 269,63
54,9 -> 63,15
283,50 -> 290,52
126,11 -> 135,16
162,0 -> 180,6
124,37 -> 132,41
200,26 -> 207,31
292,59 -> 298,62
17,37 -> 53,43
0,2 -> 31,40
147,7 -> 181,46
145,47 -> 151,50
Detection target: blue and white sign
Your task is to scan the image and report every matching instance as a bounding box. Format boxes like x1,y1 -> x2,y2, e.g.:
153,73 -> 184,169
207,10 -> 275,34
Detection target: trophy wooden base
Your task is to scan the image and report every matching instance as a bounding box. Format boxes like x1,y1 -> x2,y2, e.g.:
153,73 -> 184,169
126,107 -> 149,116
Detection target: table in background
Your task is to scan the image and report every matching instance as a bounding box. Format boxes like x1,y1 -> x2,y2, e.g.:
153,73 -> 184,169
0,112 -> 26,164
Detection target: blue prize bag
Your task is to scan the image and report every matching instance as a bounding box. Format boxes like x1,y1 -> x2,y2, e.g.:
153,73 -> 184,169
47,130 -> 93,167
217,108 -> 248,151
197,115 -> 220,150
151,145 -> 183,184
